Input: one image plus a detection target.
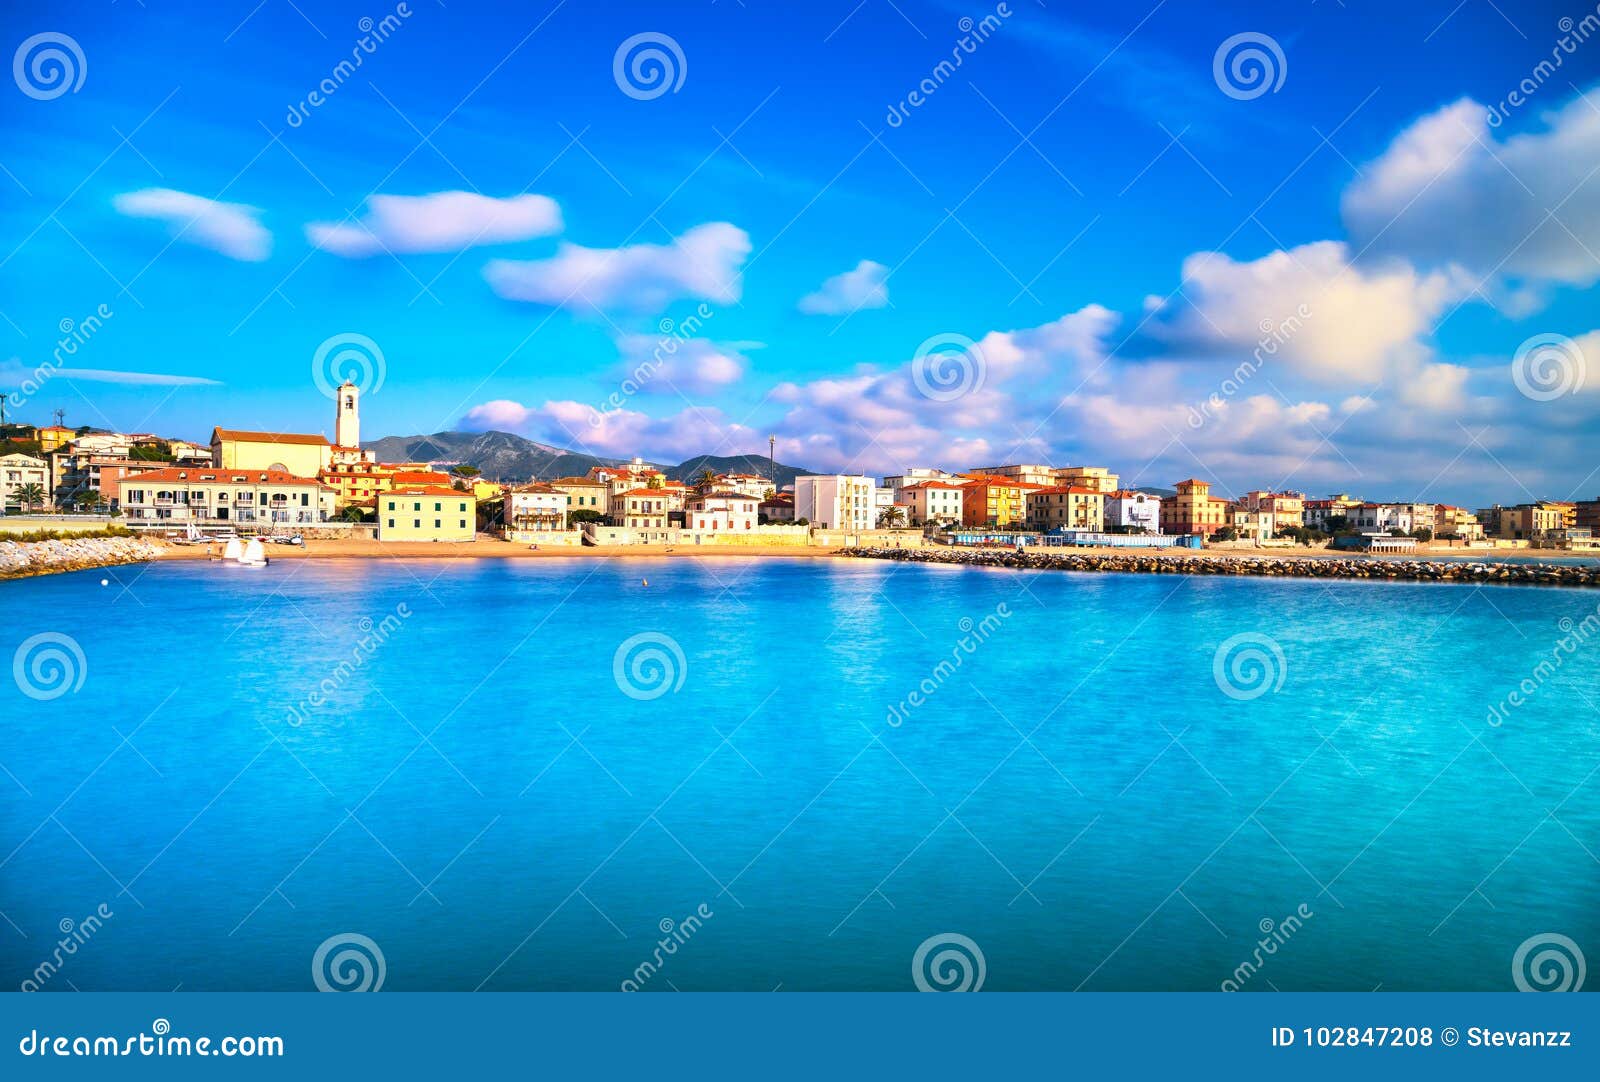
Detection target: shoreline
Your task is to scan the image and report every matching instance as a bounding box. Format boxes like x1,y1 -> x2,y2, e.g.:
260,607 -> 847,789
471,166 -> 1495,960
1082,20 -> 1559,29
842,546 -> 1600,587
152,538 -> 848,561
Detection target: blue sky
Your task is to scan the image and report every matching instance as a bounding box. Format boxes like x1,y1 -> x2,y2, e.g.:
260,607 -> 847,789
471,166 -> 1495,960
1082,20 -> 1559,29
1,0 -> 1596,504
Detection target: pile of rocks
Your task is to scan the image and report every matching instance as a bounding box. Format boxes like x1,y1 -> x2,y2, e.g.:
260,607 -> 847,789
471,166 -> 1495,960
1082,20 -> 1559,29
0,535 -> 166,580
842,546 -> 1600,588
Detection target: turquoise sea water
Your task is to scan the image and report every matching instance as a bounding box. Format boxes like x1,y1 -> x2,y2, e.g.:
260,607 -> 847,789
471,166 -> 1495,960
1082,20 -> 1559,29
2,558 -> 1596,992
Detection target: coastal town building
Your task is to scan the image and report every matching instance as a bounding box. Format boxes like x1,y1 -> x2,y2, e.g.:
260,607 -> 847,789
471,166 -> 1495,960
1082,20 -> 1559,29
1160,479 -> 1229,536
119,466 -> 334,525
1434,505 -> 1485,541
36,425 -> 75,452
1238,490 -> 1305,533
959,476 -> 1037,528
897,480 -> 964,526
1,452 -> 48,511
616,488 -> 683,530
211,428 -> 332,477
1350,502 -> 1435,535
794,474 -> 875,530
1103,490 -> 1162,533
686,491 -> 760,532
54,453 -> 174,510
883,468 -> 957,497
968,463 -> 1058,488
503,484 -> 567,540
1487,502 -> 1566,543
1025,486 -> 1105,532
759,492 -> 794,523
1055,466 -> 1120,493
549,476 -> 610,520
378,487 -> 476,542
1303,494 -> 1363,531
1577,498 -> 1600,533
705,472 -> 776,500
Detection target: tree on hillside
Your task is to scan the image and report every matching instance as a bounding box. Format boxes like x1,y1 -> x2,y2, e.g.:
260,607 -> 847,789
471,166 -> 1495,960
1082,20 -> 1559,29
452,464 -> 481,478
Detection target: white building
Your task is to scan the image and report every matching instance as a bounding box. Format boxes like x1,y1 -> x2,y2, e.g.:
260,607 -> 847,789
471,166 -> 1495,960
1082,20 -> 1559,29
504,484 -> 568,540
1,453 -> 49,511
712,473 -> 776,500
1351,502 -> 1432,534
898,480 -> 964,526
686,491 -> 760,532
1103,490 -> 1162,533
883,467 -> 955,495
793,474 -> 875,530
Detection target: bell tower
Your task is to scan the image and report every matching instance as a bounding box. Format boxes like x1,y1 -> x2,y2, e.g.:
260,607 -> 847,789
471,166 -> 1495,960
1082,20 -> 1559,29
335,380 -> 359,448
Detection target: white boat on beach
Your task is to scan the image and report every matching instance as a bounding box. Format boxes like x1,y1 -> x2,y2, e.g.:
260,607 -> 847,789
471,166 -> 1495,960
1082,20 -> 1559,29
217,537 -> 269,567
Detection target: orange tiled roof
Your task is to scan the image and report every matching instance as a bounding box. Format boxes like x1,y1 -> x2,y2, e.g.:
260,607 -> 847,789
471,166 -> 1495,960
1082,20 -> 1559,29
122,467 -> 321,486
211,428 -> 330,447
387,486 -> 471,498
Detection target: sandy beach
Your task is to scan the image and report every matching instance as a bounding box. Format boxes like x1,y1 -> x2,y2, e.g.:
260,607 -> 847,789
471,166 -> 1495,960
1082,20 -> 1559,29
154,538 -> 848,561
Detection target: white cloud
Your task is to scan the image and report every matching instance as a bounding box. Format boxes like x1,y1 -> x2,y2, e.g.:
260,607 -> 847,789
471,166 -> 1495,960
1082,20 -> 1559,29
306,191 -> 562,257
1139,241 -> 1466,382
113,189 -> 271,261
613,335 -> 754,396
462,399 -> 534,430
1342,89 -> 1600,288
797,259 -> 890,315
484,222 -> 751,314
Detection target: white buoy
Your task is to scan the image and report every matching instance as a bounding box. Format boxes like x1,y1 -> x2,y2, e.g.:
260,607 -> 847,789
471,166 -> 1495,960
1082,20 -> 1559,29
100,578 -> 108,586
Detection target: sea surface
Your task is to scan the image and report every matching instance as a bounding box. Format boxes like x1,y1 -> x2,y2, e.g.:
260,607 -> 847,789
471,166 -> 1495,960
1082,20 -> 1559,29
2,557 -> 1597,992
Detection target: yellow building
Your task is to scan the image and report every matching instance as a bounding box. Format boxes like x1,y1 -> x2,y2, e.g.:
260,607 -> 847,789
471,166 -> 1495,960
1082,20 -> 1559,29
377,487 -> 477,542
959,476 -> 1036,527
212,428 -> 331,478
1160,479 -> 1230,537
470,478 -> 504,501
549,476 -> 610,520
1025,485 -> 1104,531
36,426 -> 75,452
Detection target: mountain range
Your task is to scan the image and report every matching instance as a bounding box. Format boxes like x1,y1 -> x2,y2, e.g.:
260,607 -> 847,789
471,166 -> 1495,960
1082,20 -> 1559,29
361,430 -> 812,488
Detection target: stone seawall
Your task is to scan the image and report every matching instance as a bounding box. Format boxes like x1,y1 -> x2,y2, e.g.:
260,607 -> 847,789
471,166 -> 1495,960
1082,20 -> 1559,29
0,536 -> 167,580
843,547 -> 1600,588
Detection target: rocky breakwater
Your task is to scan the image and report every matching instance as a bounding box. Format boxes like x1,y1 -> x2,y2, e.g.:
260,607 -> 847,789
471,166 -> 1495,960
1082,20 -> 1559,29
0,535 -> 167,580
842,547 -> 1600,588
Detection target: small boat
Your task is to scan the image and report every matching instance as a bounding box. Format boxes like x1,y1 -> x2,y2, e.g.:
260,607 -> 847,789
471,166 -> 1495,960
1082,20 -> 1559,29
223,538 -> 243,561
237,539 -> 269,568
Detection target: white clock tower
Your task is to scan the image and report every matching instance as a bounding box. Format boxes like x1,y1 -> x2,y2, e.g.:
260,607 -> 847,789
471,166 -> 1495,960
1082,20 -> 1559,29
335,379 -> 360,449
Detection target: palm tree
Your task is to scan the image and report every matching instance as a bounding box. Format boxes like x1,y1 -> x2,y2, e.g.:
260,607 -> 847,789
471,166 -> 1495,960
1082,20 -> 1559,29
15,481 -> 45,514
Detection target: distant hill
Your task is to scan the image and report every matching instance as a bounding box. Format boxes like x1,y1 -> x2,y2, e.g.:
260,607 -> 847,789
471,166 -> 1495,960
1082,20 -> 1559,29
362,429 -> 811,487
